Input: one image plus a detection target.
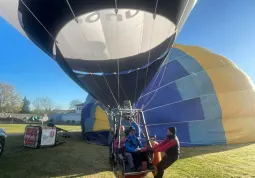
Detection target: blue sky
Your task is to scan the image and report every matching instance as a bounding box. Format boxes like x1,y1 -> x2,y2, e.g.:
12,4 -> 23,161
0,0 -> 255,109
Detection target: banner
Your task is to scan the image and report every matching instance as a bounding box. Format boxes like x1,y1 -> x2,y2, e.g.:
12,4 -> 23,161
24,126 -> 40,148
40,127 -> 56,146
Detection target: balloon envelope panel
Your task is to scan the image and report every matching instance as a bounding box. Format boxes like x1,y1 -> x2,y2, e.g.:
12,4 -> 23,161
81,101 -> 111,145
0,0 -> 197,109
136,44 -> 255,146
0,0 -> 197,73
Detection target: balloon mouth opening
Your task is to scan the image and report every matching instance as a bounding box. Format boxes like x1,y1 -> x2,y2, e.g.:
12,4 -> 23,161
53,8 -> 176,61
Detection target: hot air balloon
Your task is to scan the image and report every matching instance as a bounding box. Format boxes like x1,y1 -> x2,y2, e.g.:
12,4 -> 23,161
82,44 -> 255,147
0,0 -> 197,108
135,44 -> 255,146
0,1 -> 198,177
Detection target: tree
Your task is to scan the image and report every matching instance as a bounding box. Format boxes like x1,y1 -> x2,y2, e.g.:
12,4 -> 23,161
0,83 -> 22,113
69,100 -> 82,110
32,97 -> 54,115
21,96 -> 30,113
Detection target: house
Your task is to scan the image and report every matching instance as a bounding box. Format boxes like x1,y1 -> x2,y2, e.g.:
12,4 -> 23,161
61,103 -> 85,124
48,109 -> 72,122
75,103 -> 84,114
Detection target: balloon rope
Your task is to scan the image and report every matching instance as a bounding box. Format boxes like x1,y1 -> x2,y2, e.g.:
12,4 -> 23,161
137,53 -> 186,100
66,0 -> 97,60
141,59 -> 225,105
142,35 -> 176,109
176,0 -> 191,28
65,0 -> 76,21
143,22 -> 155,92
134,69 -> 139,104
89,73 -> 112,107
153,0 -> 159,18
115,0 -> 118,14
114,5 -> 120,105
117,58 -> 120,105
98,64 -> 119,107
143,0 -> 158,93
143,93 -> 216,113
138,60 -> 163,107
20,0 -> 57,43
117,59 -> 120,102
114,74 -> 128,100
141,0 -> 190,110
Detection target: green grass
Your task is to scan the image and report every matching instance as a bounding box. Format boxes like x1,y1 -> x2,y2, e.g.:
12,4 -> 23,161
0,124 -> 81,134
0,132 -> 255,178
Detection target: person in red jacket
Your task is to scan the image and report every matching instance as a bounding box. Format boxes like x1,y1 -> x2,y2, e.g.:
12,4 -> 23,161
148,127 -> 180,178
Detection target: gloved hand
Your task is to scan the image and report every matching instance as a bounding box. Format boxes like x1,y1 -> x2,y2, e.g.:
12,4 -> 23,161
146,147 -> 154,152
135,147 -> 141,152
140,147 -> 147,152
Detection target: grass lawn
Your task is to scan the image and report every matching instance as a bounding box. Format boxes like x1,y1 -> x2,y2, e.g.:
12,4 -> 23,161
0,132 -> 255,178
0,124 -> 81,134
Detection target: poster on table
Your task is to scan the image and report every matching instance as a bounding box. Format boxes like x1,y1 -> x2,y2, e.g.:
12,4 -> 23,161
24,126 -> 40,148
40,127 -> 57,147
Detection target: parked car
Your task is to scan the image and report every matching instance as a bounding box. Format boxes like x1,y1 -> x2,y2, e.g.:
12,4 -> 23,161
0,128 -> 7,157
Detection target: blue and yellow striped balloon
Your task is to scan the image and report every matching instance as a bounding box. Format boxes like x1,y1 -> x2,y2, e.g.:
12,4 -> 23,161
136,44 -> 255,146
82,44 -> 255,146
81,100 -> 110,145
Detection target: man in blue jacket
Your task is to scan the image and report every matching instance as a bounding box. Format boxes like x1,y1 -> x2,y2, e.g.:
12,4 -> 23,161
130,119 -> 141,138
125,126 -> 147,170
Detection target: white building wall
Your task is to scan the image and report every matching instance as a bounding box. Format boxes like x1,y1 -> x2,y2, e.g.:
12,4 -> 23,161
75,106 -> 83,113
62,113 -> 81,122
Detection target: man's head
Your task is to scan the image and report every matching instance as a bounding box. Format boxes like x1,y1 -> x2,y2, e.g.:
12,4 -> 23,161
129,126 -> 136,136
120,125 -> 125,132
149,135 -> 156,142
167,127 -> 176,136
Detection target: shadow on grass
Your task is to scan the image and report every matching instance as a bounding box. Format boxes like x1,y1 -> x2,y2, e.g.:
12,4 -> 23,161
1,131 -> 254,177
180,143 -> 254,159
0,132 -> 112,178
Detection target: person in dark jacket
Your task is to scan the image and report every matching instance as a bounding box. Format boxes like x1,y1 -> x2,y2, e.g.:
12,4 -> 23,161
125,126 -> 148,170
149,127 -> 180,178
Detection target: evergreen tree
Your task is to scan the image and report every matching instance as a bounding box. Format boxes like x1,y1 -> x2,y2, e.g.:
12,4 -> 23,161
21,96 -> 30,113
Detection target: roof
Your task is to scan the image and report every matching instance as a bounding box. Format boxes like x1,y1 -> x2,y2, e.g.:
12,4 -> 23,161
62,113 -> 81,116
75,103 -> 84,107
49,110 -> 73,114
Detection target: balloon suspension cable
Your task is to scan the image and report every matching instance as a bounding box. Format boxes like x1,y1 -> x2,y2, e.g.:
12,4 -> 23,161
117,59 -> 120,105
134,69 -> 139,104
89,73 -> 111,107
20,0 -> 101,103
114,0 -> 118,14
153,0 -> 159,19
138,28 -> 178,106
114,5 -> 120,105
20,0 -> 57,44
139,63 -> 163,107
142,34 -> 176,109
143,0 -> 158,92
141,60 -> 202,105
176,0 -> 190,28
117,62 -> 120,104
141,0 -> 190,109
144,93 -> 217,113
66,0 -> 97,60
98,64 -> 119,108
114,73 -> 128,100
